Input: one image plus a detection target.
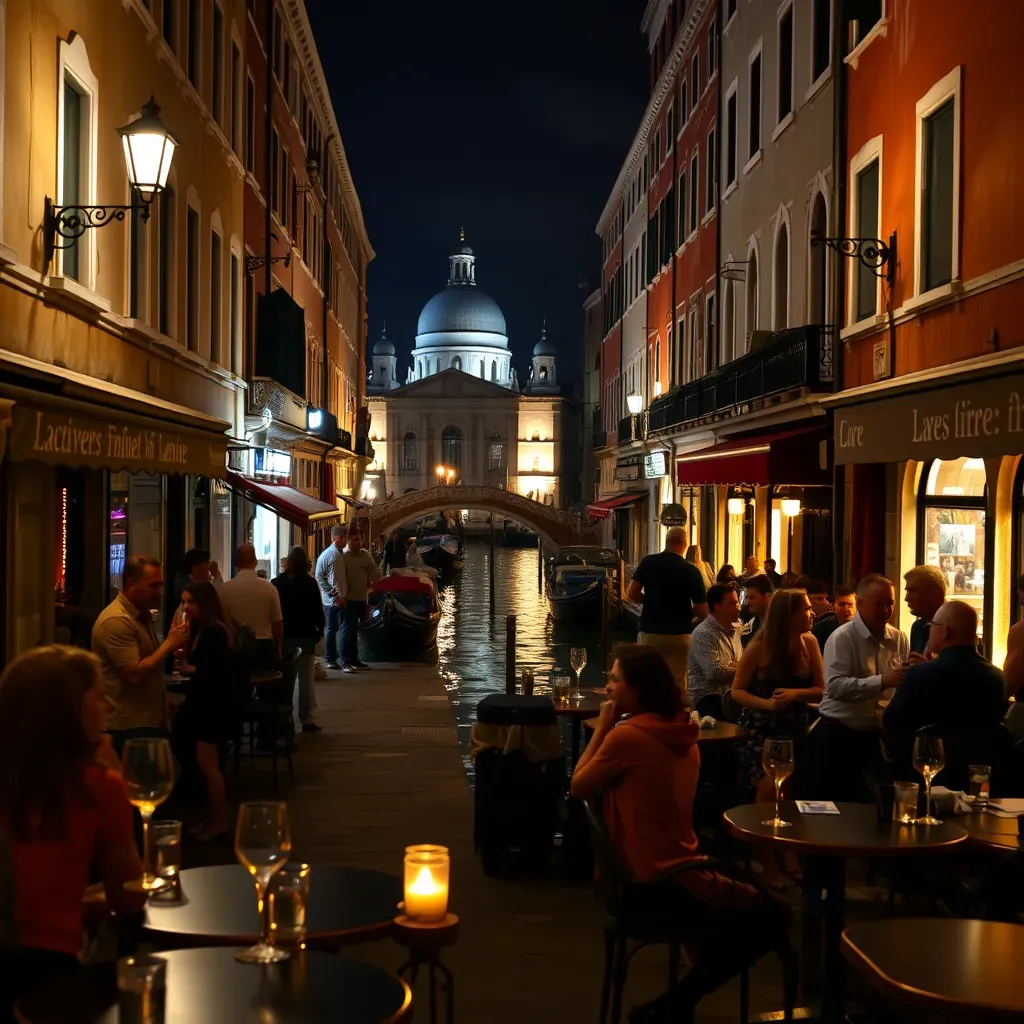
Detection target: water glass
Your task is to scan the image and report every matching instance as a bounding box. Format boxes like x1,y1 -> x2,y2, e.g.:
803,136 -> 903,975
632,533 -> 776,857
893,781 -> 920,824
151,821 -> 182,882
117,955 -> 166,1024
968,764 -> 991,809
269,863 -> 310,945
552,676 -> 571,705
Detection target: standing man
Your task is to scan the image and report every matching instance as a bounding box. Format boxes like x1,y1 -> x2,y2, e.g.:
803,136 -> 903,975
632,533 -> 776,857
763,558 -> 785,589
811,583 -> 857,652
219,543 -> 284,667
903,565 -> 947,656
626,526 -> 708,699
741,575 -> 773,648
315,524 -> 348,670
92,555 -> 190,753
340,528 -> 381,673
803,574 -> 909,801
687,584 -> 743,718
382,529 -> 407,574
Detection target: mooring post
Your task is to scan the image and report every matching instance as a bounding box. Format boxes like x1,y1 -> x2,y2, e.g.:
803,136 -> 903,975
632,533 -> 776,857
505,614 -> 517,695
537,544 -> 543,594
489,535 -> 496,615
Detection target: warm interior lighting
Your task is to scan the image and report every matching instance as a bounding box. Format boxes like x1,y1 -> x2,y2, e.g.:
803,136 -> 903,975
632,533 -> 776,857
727,497 -> 745,515
781,499 -> 801,517
626,393 -> 644,416
962,458 -> 985,472
653,380 -> 663,397
118,97 -> 177,196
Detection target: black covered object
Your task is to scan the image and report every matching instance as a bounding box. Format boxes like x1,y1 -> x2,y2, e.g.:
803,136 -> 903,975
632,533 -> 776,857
256,289 -> 306,399
475,693 -> 556,727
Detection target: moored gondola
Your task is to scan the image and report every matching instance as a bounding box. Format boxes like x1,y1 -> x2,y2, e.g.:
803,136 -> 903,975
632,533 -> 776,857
545,546 -> 618,624
418,532 -> 464,575
360,571 -> 441,654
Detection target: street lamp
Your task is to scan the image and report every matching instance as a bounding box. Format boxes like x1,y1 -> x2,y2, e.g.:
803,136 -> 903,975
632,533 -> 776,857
446,468 -> 455,485
626,393 -> 644,416
780,499 -> 801,518
435,465 -> 446,485
44,96 -> 178,267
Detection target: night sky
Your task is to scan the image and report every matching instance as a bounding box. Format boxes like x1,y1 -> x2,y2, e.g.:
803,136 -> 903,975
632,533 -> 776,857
307,0 -> 650,384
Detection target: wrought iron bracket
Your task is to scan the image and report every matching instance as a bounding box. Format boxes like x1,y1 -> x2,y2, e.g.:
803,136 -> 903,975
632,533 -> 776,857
812,232 -> 897,290
245,252 -> 291,276
44,195 -> 152,269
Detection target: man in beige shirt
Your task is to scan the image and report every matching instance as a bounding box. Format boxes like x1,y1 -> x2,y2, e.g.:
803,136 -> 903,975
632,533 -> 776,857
92,555 -> 189,752
340,527 -> 381,672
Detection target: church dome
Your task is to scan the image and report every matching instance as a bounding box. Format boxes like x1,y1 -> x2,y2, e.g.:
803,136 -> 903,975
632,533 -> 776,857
533,321 -> 555,356
416,287 -> 507,340
373,324 -> 395,356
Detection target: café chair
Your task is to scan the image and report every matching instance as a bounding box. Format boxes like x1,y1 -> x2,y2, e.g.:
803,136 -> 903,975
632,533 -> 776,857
237,647 -> 301,788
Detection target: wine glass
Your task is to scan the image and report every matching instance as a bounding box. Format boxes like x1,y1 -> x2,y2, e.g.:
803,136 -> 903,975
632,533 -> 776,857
234,801 -> 293,963
761,738 -> 795,828
913,735 -> 946,825
570,647 -> 587,699
121,738 -> 175,892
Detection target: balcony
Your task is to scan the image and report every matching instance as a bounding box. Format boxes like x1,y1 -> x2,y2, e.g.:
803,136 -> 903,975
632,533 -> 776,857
592,430 -> 608,450
647,325 -> 834,434
617,411 -> 648,445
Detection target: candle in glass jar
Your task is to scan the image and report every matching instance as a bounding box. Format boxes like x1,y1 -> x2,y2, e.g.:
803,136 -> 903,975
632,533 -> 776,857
403,845 -> 450,922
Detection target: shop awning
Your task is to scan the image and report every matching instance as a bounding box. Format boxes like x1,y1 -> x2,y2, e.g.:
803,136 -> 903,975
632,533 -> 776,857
227,472 -> 343,531
586,489 -> 648,519
675,426 -> 829,487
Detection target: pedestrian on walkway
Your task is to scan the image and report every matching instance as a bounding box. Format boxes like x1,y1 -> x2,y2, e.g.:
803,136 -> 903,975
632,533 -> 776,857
340,527 -> 381,673
626,526 -> 708,701
218,543 -> 283,668
382,529 -> 407,574
273,546 -> 325,731
315,524 -> 348,670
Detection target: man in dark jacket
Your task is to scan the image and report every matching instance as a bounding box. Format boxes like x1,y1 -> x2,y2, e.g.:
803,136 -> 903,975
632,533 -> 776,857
382,530 -> 407,573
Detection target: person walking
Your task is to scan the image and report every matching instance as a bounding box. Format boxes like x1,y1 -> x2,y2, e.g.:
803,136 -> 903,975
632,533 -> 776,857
273,546 -> 325,731
340,528 -> 381,672
315,525 -> 348,670
218,543 -> 283,668
626,526 -> 708,700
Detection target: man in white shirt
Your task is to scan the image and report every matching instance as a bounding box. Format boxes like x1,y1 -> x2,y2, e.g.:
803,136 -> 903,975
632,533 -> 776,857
804,573 -> 909,801
315,524 -> 348,670
340,527 -> 381,672
218,542 -> 284,666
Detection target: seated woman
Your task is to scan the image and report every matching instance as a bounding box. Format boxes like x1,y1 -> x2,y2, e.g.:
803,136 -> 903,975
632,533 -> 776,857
174,580 -> 241,841
571,644 -> 794,1024
0,646 -> 146,1021
731,588 -> 823,887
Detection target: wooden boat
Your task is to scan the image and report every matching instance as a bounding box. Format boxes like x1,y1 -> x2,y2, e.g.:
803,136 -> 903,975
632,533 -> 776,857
360,571 -> 440,654
418,532 -> 464,575
501,520 -> 538,548
545,546 -> 618,624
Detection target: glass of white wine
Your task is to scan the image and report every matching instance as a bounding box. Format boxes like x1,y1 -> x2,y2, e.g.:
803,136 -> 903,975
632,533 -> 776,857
234,801 -> 293,963
913,735 -> 946,825
570,647 -> 587,699
121,737 -> 175,893
761,738 -> 795,828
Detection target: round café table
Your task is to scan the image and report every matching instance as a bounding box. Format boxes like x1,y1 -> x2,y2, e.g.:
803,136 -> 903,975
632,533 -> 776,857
724,802 -> 966,1021
14,948 -> 412,1024
961,811 -> 1021,853
842,918 -> 1024,1019
144,865 -> 402,949
551,695 -> 604,766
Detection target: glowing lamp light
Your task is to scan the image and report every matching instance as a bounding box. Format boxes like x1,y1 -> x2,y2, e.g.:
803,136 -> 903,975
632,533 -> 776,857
626,393 -> 644,416
435,465 -> 445,481
117,97 -> 178,197
403,845 -> 450,922
365,486 -> 376,501
781,499 -> 802,518
307,407 -> 324,431
727,497 -> 745,516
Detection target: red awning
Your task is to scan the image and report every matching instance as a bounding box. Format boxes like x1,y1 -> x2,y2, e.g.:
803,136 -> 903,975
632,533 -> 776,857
227,472 -> 344,531
586,489 -> 649,519
675,426 -> 829,487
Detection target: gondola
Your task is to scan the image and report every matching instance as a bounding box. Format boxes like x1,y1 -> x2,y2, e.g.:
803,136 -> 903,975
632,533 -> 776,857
545,546 -> 619,624
418,532 -> 464,575
360,571 -> 441,654
501,520 -> 538,548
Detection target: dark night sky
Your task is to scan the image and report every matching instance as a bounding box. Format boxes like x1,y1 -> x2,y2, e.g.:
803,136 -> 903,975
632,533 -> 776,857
307,0 -> 650,384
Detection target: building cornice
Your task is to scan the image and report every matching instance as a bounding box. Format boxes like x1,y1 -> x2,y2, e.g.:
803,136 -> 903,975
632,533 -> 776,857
596,0 -> 708,234
641,0 -> 668,36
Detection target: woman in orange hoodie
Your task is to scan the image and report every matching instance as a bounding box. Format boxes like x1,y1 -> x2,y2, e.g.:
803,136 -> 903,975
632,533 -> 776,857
571,644 -> 794,1024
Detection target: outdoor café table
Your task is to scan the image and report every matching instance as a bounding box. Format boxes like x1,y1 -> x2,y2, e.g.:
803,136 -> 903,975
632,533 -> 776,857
842,918 -> 1024,1019
144,865 -> 402,949
582,717 -> 747,742
724,801 -> 967,1021
554,695 -> 605,766
961,810 -> 1021,853
14,947 -> 412,1024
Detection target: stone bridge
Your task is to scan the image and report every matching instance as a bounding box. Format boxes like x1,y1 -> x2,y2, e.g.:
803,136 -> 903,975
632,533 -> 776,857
362,485 -> 601,550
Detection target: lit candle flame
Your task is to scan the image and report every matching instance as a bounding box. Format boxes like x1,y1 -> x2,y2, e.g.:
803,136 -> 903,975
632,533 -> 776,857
409,865 -> 440,895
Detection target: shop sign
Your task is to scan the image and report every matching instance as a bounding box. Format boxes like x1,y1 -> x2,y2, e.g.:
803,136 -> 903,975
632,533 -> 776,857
834,373 -> 1024,465
9,405 -> 226,477
614,453 -> 640,482
643,451 -> 668,478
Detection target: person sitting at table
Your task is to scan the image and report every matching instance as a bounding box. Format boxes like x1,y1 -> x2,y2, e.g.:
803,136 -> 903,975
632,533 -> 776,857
740,574 -> 773,648
687,584 -> 743,719
716,563 -> 738,585
0,646 -> 146,1019
571,644 -> 794,1024
903,564 -> 947,657
731,589 -> 824,887
173,581 -> 242,841
811,583 -> 856,652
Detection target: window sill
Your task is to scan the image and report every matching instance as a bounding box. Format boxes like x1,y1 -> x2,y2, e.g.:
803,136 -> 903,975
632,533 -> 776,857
46,275 -> 112,314
840,314 -> 886,343
0,242 -> 18,266
722,179 -> 738,203
844,18 -> 889,70
805,66 -> 832,106
901,280 -> 963,316
742,150 -> 763,176
771,110 -> 795,143
724,12 -> 738,33
701,207 -> 716,229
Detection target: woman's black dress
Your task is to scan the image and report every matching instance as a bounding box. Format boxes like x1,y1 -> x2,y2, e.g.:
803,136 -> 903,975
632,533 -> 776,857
177,624 -> 242,744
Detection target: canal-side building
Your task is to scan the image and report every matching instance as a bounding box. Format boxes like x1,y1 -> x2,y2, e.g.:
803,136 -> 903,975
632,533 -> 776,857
582,288 -> 603,503
822,0 -> 1024,663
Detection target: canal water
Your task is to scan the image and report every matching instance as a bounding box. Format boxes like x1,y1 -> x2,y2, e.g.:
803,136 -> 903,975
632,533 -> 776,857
432,542 -> 636,782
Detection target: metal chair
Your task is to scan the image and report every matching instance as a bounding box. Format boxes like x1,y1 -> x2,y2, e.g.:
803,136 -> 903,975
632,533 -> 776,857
238,648 -> 300,788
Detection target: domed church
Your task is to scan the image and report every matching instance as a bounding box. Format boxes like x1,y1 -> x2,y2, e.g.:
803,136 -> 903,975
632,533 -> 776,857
363,233 -> 580,511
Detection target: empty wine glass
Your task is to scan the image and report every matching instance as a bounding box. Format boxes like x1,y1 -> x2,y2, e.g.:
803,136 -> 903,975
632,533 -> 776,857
121,738 -> 175,892
234,801 -> 293,963
761,738 -> 795,828
913,735 -> 946,825
570,647 -> 587,698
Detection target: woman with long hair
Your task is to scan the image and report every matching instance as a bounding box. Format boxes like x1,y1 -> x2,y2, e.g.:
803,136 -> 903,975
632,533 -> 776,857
0,646 -> 145,1017
685,544 -> 715,589
273,546 -> 325,732
572,645 -> 794,1024
731,588 -> 823,886
716,563 -> 738,584
176,580 -> 238,840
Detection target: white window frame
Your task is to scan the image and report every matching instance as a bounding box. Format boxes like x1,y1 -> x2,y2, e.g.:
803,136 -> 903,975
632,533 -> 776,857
666,102 -> 674,158
688,305 -> 700,382
704,291 -> 717,376
845,0 -> 888,70
209,210 -> 224,365
723,78 -> 739,197
806,173 -> 832,325
230,30 -> 243,155
704,123 -> 717,218
745,39 -> 763,173
56,34 -> 99,288
844,134 -> 884,333
185,190 -> 202,354
771,203 -> 792,331
725,0 -> 738,31
229,236 -> 243,376
688,149 -> 699,241
808,0 -> 833,99
912,66 -> 962,304
678,78 -> 688,133
707,12 -> 717,82
774,0 -> 795,136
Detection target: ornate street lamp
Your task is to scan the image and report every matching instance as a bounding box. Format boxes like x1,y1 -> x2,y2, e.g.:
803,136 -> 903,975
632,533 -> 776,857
44,96 -> 178,268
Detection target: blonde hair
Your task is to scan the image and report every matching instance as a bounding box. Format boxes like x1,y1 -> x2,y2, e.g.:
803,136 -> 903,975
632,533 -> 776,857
904,564 -> 947,596
759,588 -> 810,681
686,544 -> 704,565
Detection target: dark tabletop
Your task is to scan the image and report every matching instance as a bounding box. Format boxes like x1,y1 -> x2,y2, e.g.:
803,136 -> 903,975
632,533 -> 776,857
961,811 -> 1022,852
15,948 -> 411,1024
724,802 -> 967,857
144,865 -> 402,946
842,918 -> 1024,1018
584,717 -> 746,741
551,697 -> 604,718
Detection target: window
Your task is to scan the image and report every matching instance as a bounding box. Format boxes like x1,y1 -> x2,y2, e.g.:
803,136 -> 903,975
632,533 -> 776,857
129,205 -> 147,320
679,79 -> 687,128
491,360 -> 498,381
186,205 -> 199,352
708,13 -> 717,79
773,218 -> 789,330
654,132 -> 661,168
212,5 -> 224,125
163,0 -> 177,51
688,307 -> 699,381
917,72 -> 959,294
848,0 -> 883,54
229,251 -> 240,375
725,87 -> 738,186
705,126 -> 717,213
777,4 -> 794,123
746,247 -> 759,346
539,366 -> 548,380
403,433 -> 417,472
691,53 -> 699,104
245,74 -> 255,172
667,104 -> 674,145
210,230 -> 222,364
282,151 -> 291,231
270,128 -> 279,217
187,0 -> 200,89
61,81 -> 84,282
487,435 -> 503,472
688,151 -> 698,236
704,294 -> 716,375
675,316 -> 685,384
854,158 -> 880,320
244,261 -> 254,358
677,169 -> 686,241
812,0 -> 831,82
158,187 -> 175,336
451,356 -> 461,370
441,426 -> 463,470
272,6 -> 282,80
748,49 -> 762,157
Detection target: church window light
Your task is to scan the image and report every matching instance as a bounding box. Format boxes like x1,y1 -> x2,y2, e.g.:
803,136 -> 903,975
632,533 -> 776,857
403,432 -> 417,472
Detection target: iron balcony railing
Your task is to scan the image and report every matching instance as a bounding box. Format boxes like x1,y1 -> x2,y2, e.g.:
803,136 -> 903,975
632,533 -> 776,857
593,430 -> 608,450
617,411 -> 648,445
647,324 -> 834,434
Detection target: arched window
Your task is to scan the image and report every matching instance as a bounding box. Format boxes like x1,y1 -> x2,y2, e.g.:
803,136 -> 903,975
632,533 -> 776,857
451,355 -> 462,371
919,458 -> 987,642
417,359 -> 423,378
487,432 -> 503,471
539,365 -> 548,380
479,362 -> 485,379
773,220 -> 789,331
745,249 -> 759,350
441,425 -> 463,470
490,360 -> 497,381
402,432 -> 417,472
723,279 -> 735,362
809,191 -> 828,324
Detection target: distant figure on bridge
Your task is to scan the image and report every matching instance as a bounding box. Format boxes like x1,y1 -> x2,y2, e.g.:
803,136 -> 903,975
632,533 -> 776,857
382,530 -> 407,573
